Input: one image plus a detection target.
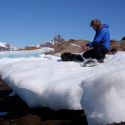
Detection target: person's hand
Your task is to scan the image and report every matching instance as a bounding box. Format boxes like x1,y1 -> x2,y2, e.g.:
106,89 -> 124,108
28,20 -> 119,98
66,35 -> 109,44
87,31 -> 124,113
82,44 -> 86,48
86,42 -> 93,48
81,43 -> 88,51
86,43 -> 90,46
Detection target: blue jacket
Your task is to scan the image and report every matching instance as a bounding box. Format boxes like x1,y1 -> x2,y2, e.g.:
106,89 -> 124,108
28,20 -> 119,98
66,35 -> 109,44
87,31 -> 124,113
88,24 -> 110,49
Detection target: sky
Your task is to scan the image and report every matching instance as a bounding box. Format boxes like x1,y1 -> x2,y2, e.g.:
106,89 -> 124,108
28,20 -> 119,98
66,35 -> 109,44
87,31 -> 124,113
0,0 -> 125,47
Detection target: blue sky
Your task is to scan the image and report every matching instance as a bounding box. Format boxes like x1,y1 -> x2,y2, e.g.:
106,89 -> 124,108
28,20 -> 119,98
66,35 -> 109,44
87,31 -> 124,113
0,0 -> 125,47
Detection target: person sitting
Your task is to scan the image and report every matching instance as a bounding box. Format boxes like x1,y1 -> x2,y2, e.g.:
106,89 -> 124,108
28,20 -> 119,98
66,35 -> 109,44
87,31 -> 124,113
83,19 -> 110,63
61,19 -> 110,63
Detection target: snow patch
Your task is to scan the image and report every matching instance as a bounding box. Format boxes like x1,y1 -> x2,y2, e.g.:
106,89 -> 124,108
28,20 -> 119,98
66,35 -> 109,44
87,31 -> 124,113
70,43 -> 82,48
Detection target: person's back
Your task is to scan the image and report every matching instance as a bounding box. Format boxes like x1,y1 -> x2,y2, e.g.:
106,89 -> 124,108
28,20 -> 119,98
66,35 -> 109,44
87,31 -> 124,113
94,24 -> 110,50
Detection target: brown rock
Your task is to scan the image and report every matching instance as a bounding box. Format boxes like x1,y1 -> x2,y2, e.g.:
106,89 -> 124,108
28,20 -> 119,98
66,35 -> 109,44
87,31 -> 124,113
17,114 -> 42,125
0,118 -> 9,125
120,40 -> 125,51
42,120 -> 65,125
47,39 -> 88,55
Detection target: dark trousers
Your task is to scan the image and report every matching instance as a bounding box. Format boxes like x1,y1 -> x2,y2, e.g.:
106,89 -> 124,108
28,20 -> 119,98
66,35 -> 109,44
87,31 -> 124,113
83,43 -> 109,60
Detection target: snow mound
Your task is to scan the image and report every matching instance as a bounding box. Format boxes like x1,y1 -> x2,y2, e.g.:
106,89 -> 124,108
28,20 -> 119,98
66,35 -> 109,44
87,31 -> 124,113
0,47 -> 54,58
0,51 -> 125,124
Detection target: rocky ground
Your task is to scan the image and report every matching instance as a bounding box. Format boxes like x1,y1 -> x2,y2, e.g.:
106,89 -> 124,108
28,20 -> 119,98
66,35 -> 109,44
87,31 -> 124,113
46,39 -> 88,55
17,38 -> 125,55
45,39 -> 125,55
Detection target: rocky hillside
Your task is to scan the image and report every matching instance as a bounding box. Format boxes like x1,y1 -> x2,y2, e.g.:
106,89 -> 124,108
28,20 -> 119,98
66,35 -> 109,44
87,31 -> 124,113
21,34 -> 64,50
45,39 -> 125,55
1,35 -> 125,54
0,42 -> 17,51
109,39 -> 125,54
46,39 -> 88,55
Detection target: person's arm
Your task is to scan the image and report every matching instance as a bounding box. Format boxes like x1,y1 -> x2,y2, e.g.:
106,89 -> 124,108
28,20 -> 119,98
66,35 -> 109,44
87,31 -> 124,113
86,30 -> 105,48
93,30 -> 105,43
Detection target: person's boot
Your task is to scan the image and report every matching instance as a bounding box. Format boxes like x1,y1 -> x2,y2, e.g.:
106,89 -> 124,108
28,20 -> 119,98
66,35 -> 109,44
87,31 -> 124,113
97,58 -> 104,63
